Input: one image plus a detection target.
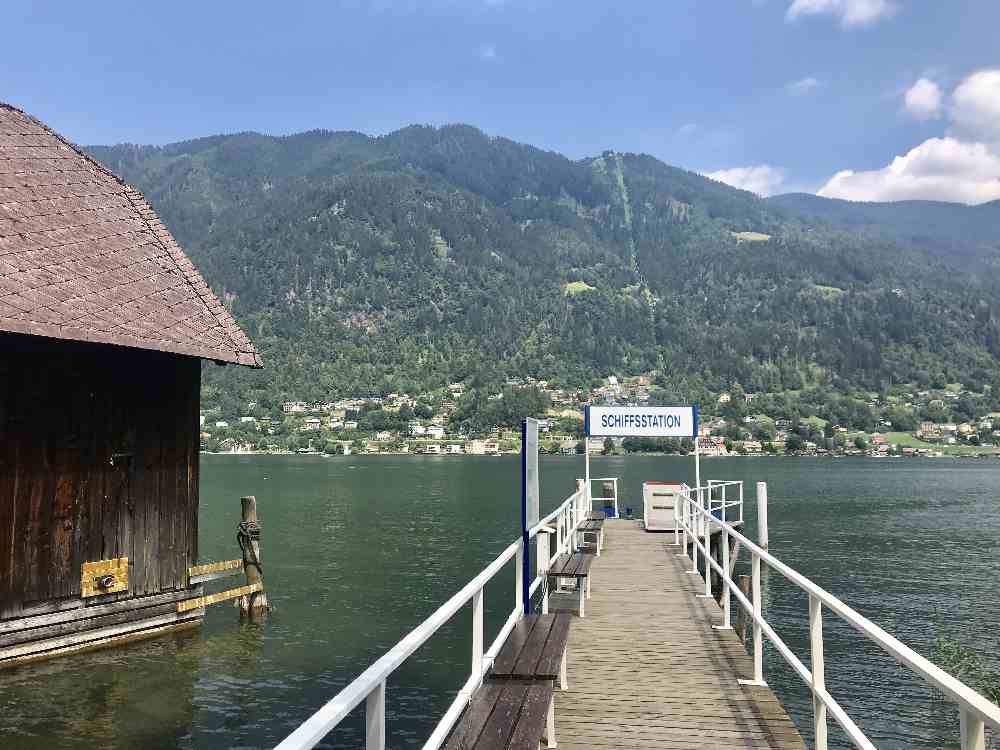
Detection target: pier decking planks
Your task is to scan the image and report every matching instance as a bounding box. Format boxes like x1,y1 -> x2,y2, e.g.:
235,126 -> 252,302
550,519 -> 805,750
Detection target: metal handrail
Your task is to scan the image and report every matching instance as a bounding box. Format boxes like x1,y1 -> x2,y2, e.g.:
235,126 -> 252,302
675,483 -> 1000,750
275,484 -> 592,750
581,476 -> 619,515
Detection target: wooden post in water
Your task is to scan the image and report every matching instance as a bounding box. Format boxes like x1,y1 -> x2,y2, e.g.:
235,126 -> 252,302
737,575 -> 751,644
238,496 -> 271,616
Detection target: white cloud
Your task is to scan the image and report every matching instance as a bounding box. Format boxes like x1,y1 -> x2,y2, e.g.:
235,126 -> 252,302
705,165 -> 786,196
786,0 -> 896,27
817,137 -> 1000,204
903,78 -> 942,120
785,77 -> 821,96
479,44 -> 497,60
817,68 -> 1000,204
950,69 -> 1000,142
677,122 -> 698,137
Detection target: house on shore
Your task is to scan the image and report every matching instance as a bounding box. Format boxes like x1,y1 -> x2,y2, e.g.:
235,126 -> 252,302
0,103 -> 260,667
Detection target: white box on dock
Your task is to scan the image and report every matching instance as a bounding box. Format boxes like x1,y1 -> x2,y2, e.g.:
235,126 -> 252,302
643,481 -> 687,531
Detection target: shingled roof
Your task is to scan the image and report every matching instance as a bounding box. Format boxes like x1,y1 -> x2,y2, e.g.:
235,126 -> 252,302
0,103 -> 261,367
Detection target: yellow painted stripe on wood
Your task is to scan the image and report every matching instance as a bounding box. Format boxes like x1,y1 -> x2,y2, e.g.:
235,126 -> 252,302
80,557 -> 129,598
188,559 -> 242,578
176,583 -> 262,613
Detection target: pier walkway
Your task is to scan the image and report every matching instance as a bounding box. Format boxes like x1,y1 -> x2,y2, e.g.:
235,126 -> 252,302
551,519 -> 806,749
277,477 -> 1000,750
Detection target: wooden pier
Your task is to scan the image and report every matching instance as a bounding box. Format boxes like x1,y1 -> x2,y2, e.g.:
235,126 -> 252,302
551,518 -> 806,749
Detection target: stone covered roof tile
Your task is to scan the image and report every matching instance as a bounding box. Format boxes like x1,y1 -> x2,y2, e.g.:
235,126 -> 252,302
0,102 -> 261,367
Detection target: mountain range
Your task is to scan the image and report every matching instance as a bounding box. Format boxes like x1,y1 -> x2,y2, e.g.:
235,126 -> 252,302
86,125 -> 1000,417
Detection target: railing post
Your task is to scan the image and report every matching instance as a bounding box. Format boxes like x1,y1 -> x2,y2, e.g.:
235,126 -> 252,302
556,512 -> 563,556
701,490 -> 711,597
515,544 -> 524,615
688,489 -> 700,574
739,551 -> 766,686
960,708 -> 986,750
752,551 -> 764,682
717,526 -> 732,630
538,531 -> 550,614
809,595 -> 828,750
365,680 -> 386,750
472,588 -> 484,687
739,481 -> 744,524
676,490 -> 688,556
756,482 -> 769,552
673,492 -> 680,546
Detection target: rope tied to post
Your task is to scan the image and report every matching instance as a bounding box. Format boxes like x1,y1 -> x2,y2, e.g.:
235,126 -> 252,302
236,519 -> 262,573
236,519 -> 265,608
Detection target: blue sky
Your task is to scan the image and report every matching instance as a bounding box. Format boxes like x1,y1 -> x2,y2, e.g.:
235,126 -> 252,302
5,1 -> 1000,202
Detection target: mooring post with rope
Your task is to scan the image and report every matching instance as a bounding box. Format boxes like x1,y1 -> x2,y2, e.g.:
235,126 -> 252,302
238,495 -> 271,616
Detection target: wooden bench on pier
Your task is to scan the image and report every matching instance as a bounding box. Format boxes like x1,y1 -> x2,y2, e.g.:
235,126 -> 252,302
444,680 -> 555,750
444,614 -> 573,750
576,518 -> 604,555
492,613 -> 572,689
547,553 -> 594,617
585,510 -> 605,521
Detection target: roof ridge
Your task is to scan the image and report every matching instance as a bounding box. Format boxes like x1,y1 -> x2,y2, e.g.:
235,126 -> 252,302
119,186 -> 261,366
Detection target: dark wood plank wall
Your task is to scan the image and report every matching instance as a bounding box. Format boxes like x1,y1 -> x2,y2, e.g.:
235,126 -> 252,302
0,334 -> 200,619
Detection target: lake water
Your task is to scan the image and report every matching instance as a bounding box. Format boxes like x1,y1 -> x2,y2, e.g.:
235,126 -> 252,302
1,455 -> 998,749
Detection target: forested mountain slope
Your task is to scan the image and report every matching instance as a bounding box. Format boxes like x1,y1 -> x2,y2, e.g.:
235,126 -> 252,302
87,126 -> 1000,415
768,193 -> 1000,266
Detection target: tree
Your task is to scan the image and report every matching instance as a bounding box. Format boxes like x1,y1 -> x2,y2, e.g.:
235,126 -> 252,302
602,437 -> 614,455
854,436 -> 868,451
785,434 -> 804,453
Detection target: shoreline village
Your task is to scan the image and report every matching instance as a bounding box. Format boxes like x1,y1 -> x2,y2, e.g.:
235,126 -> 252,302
197,375 -> 1000,460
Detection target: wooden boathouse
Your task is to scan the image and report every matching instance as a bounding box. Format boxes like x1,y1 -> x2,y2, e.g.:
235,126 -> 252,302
0,102 -> 261,667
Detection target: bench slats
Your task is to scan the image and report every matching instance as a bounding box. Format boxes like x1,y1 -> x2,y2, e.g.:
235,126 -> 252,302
445,682 -> 503,750
492,616 -> 542,675
494,614 -> 570,680
476,682 -> 523,750
549,552 -> 594,578
533,615 -> 571,679
513,616 -> 555,677
504,683 -> 553,750
444,680 -> 553,750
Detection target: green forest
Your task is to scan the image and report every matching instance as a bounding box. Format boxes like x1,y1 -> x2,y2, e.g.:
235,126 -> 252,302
87,125 -> 1000,419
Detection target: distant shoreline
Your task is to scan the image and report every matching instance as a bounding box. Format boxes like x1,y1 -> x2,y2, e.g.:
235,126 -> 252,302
201,450 -> 999,459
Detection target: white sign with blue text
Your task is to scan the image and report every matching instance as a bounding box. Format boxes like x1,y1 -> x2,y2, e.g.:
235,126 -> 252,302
585,405 -> 698,438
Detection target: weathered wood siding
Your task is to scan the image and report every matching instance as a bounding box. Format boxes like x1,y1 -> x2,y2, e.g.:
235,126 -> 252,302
0,333 -> 200,620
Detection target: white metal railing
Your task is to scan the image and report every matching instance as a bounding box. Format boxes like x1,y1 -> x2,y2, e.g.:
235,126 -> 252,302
583,476 -> 619,516
675,481 -> 1000,750
674,480 -> 743,567
275,482 -> 594,750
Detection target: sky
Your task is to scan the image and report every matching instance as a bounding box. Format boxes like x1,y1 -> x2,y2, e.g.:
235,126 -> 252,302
4,1 -> 1000,203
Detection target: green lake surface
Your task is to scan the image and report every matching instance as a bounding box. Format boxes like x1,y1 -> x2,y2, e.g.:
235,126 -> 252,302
1,455 -> 998,749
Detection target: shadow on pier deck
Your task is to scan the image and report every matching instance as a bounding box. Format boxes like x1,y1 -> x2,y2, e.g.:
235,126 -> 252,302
550,519 -> 806,749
